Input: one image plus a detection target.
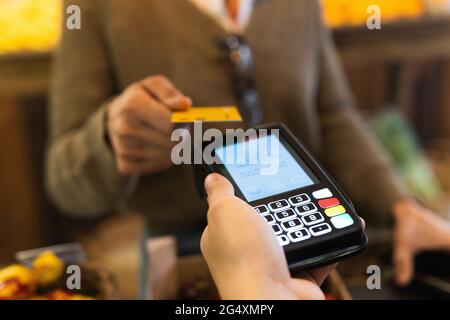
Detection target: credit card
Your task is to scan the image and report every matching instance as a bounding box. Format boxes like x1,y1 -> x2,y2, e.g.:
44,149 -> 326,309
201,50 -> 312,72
171,106 -> 243,123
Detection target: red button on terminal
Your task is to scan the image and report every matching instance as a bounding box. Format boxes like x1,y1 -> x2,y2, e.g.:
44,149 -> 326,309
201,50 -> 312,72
318,198 -> 340,209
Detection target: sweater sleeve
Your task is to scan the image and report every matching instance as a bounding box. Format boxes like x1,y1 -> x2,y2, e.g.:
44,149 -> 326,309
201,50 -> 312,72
314,2 -> 409,224
46,0 -> 129,218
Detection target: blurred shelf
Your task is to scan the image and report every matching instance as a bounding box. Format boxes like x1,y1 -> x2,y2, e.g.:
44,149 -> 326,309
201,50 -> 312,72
0,16 -> 450,99
0,51 -> 52,99
334,15 -> 450,64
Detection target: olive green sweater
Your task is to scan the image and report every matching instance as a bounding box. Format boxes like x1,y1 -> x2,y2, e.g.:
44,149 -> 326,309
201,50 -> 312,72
47,0 -> 408,234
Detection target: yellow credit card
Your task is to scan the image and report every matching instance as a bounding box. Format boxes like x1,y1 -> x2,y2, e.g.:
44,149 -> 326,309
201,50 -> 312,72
171,106 -> 243,123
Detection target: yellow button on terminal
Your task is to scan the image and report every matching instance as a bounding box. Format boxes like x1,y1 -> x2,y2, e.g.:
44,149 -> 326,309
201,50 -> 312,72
325,205 -> 346,217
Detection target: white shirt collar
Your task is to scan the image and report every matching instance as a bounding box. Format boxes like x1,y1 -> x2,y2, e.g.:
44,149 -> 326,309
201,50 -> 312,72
189,0 -> 255,33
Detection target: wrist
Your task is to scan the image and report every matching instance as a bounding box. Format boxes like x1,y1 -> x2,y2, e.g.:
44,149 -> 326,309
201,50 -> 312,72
393,198 -> 450,250
392,198 -> 416,218
432,224 -> 450,250
213,267 -> 295,300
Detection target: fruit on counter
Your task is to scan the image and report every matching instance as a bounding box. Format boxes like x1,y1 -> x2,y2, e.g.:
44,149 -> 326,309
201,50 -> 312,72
0,0 -> 62,53
323,0 -> 425,28
10,290 -> 94,300
46,289 -> 94,300
32,251 -> 64,286
0,265 -> 36,300
0,251 -> 95,300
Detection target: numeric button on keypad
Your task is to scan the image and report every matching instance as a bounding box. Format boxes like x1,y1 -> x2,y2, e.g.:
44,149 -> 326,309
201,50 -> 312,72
272,224 -> 283,235
310,223 -> 332,236
288,229 -> 311,242
254,205 -> 269,215
295,203 -> 317,215
302,212 -> 325,226
275,209 -> 296,222
269,200 -> 290,212
262,214 -> 276,225
277,235 -> 290,246
281,218 -> 304,232
289,194 -> 310,206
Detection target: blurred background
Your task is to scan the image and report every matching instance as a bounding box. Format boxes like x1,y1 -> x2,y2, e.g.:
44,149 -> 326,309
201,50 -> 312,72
0,0 -> 450,299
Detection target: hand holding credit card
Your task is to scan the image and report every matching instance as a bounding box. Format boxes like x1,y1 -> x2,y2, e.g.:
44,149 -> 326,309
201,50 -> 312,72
171,106 -> 243,123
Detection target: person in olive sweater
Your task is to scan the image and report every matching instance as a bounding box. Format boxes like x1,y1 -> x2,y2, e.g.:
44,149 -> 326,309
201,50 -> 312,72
47,0 -> 450,286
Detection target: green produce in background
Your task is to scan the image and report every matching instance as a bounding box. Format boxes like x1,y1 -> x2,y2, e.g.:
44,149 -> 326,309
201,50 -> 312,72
371,108 -> 442,206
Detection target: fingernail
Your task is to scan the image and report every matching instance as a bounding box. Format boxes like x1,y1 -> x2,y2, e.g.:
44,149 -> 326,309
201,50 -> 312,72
182,96 -> 192,108
205,174 -> 217,189
166,96 -> 180,105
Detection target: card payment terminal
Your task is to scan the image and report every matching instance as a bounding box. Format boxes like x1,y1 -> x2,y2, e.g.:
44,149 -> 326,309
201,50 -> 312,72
197,123 -> 367,274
